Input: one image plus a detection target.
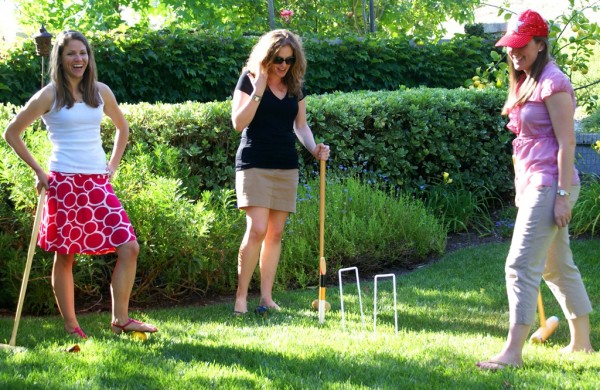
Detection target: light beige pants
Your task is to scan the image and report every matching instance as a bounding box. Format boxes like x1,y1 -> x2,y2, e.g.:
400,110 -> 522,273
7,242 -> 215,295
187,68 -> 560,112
506,183 -> 592,325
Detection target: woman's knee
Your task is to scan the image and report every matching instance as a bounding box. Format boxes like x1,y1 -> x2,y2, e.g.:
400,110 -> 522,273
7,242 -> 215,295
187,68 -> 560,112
265,225 -> 285,242
117,240 -> 140,260
54,253 -> 75,267
243,207 -> 270,242
245,220 -> 269,242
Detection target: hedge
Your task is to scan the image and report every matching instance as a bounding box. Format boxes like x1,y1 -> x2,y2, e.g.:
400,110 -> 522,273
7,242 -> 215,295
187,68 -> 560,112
0,87 -> 512,313
0,28 -> 497,106
89,87 -> 512,198
1,87 -> 513,196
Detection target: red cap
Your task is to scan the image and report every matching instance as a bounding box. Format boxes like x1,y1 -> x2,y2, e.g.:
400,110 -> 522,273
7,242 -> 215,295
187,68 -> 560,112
495,10 -> 549,48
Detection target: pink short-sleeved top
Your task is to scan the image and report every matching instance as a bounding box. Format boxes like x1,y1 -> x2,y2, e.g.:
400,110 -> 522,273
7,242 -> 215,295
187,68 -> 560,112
506,61 -> 579,197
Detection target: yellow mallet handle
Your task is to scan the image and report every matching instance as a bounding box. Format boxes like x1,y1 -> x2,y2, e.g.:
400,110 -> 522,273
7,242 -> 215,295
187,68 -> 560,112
537,291 -> 546,328
318,159 -> 326,324
9,188 -> 45,347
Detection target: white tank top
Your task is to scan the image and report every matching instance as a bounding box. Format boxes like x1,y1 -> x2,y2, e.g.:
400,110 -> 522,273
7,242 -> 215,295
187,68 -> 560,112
42,90 -> 107,174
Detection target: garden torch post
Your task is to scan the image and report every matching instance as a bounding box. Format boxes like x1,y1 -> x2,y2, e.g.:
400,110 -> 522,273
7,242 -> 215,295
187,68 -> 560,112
33,25 -> 52,90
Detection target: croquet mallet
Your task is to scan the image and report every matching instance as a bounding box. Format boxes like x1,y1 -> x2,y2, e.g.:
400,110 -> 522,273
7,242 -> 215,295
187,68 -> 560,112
0,188 -> 45,352
318,159 -> 328,323
530,291 -> 559,343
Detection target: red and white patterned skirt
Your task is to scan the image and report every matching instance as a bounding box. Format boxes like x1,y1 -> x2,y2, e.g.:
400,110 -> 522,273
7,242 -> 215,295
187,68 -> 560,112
38,172 -> 136,255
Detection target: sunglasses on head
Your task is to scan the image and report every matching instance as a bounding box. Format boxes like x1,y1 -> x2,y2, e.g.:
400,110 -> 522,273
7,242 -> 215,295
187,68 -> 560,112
273,56 -> 296,65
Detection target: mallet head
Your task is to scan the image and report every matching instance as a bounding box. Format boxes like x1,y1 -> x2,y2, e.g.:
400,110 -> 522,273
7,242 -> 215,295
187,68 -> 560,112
530,316 -> 559,343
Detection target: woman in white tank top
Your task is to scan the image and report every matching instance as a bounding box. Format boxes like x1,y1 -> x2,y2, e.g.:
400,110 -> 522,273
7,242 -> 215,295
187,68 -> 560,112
3,30 -> 158,339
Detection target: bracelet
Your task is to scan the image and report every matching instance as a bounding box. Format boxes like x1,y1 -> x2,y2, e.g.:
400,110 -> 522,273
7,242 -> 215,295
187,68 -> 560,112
251,94 -> 262,102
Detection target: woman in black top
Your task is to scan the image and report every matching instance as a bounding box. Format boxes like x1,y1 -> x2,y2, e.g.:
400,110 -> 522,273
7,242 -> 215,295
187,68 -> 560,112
231,29 -> 330,315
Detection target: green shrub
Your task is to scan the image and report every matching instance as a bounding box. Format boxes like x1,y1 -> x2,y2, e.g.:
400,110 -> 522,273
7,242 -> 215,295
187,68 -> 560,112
306,88 -> 513,198
0,29 -> 496,106
420,172 -> 499,235
464,23 -> 485,37
0,127 -> 62,315
0,86 -> 514,313
0,127 -> 446,313
0,231 -> 56,314
580,107 -> 600,133
278,172 -> 446,289
572,174 -> 600,237
112,101 -> 236,198
2,87 -> 514,199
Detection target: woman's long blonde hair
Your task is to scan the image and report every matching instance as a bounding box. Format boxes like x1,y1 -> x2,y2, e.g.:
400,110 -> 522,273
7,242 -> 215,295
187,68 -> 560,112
502,37 -> 550,115
245,29 -> 306,98
49,30 -> 101,110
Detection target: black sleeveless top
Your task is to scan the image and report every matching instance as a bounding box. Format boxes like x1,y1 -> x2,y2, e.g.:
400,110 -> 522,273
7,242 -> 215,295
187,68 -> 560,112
234,71 -> 305,170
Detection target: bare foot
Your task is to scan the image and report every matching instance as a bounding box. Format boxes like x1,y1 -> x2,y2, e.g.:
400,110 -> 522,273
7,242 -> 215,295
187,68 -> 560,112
259,300 -> 281,311
476,360 -> 519,371
560,344 -> 595,354
476,353 -> 522,371
233,298 -> 248,314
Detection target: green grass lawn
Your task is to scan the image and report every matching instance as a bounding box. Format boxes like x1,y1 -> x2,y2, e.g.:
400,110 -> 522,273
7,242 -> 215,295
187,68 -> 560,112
1,239 -> 599,389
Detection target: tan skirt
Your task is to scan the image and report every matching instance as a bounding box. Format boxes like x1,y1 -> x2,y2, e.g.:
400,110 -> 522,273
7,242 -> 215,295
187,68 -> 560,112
236,168 -> 299,213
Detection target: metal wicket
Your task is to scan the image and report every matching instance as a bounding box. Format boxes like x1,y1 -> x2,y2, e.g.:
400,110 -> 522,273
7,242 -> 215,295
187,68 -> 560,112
373,273 -> 398,334
338,266 -> 365,331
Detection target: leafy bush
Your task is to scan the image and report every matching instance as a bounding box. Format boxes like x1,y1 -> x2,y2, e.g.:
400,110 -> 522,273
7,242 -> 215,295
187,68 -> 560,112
0,29 -> 496,106
420,172 -> 499,235
0,126 -> 445,314
580,107 -> 600,133
2,87 -> 514,198
4,86 -> 600,313
279,171 -> 446,290
0,130 -> 243,313
572,174 -> 600,237
464,23 -> 485,37
0,126 -> 63,314
111,101 -> 236,198
306,88 -> 514,198
0,86 -> 515,314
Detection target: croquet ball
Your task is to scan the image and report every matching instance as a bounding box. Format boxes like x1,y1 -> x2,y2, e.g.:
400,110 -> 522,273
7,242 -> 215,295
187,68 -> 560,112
311,299 -> 331,312
131,331 -> 147,341
255,305 -> 269,317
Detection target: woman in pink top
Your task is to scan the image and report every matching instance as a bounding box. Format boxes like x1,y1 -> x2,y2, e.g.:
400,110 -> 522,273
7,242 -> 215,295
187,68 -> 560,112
477,10 -> 594,371
4,31 -> 158,339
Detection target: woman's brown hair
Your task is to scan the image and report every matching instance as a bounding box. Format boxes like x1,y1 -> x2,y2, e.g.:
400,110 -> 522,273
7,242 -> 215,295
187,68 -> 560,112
49,30 -> 101,110
502,37 -> 551,115
245,29 -> 307,98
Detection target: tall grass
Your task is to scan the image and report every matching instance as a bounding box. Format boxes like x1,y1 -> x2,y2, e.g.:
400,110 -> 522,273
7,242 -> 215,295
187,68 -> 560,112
572,174 -> 600,237
280,172 -> 446,289
420,173 -> 499,235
